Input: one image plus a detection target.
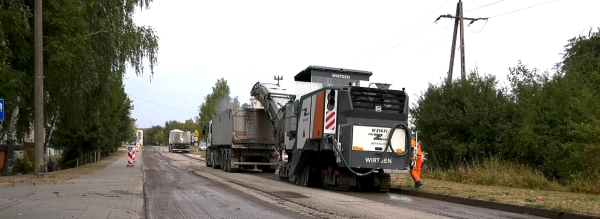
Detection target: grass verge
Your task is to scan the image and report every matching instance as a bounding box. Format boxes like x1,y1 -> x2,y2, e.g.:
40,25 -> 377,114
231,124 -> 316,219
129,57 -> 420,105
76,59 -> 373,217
391,157 -> 600,216
0,148 -> 127,183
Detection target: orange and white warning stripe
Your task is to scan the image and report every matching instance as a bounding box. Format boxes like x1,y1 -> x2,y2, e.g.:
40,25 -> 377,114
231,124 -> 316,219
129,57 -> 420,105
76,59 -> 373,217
325,110 -> 336,130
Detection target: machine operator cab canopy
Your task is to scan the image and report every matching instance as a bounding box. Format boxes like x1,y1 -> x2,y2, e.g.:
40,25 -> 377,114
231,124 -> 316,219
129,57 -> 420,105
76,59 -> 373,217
294,65 -> 371,98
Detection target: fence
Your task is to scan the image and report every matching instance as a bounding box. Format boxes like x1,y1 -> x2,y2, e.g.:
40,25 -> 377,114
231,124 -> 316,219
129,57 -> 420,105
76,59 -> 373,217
54,148 -> 119,172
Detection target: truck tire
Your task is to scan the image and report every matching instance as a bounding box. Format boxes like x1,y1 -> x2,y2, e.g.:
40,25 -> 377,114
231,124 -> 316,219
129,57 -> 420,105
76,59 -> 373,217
221,151 -> 228,172
206,149 -> 212,167
211,152 -> 220,169
227,150 -> 238,173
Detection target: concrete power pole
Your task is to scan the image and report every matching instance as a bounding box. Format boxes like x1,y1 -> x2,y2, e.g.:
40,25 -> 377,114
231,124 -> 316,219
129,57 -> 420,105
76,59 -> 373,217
34,0 -> 45,175
459,1 -> 466,80
436,0 -> 487,84
445,1 -> 460,85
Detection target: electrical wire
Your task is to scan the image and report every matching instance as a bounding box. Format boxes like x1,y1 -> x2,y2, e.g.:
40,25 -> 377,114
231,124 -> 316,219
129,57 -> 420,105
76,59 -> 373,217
128,94 -> 198,115
464,0 -> 506,13
368,23 -> 435,62
436,17 -> 453,29
410,33 -> 452,57
469,19 -> 489,33
351,0 -> 453,62
489,0 -> 559,18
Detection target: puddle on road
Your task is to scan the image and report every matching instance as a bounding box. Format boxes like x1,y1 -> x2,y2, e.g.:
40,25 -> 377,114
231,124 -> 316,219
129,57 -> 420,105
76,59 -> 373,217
388,193 -> 413,203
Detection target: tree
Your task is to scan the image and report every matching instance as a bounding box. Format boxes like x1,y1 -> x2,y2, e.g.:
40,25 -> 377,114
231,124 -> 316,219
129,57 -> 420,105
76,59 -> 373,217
197,78 -> 239,140
410,28 -> 600,185
0,0 -> 159,170
410,69 -> 513,168
154,130 -> 167,145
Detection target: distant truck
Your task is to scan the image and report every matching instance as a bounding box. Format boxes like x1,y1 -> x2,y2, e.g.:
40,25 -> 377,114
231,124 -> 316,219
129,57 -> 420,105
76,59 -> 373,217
168,129 -> 192,153
203,108 -> 278,173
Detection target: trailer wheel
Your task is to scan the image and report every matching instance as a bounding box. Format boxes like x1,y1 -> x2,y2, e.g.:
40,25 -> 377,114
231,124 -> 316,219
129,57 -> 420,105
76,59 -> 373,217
206,149 -> 212,167
227,150 -> 238,173
221,150 -> 228,172
211,152 -> 220,169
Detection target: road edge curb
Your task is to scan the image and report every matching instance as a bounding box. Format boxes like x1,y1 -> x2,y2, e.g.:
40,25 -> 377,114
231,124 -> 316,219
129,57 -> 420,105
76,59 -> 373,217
388,188 -> 599,219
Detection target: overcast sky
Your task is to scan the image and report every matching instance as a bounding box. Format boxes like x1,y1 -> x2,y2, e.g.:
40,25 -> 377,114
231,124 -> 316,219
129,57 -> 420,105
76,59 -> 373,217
124,0 -> 600,128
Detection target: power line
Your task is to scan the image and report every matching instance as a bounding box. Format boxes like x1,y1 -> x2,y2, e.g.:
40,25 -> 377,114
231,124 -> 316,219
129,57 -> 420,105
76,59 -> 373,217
464,0 -> 506,13
368,23 -> 435,62
128,95 -> 197,115
468,19 -> 489,33
489,0 -> 559,18
351,0 -> 453,62
410,33 -> 452,57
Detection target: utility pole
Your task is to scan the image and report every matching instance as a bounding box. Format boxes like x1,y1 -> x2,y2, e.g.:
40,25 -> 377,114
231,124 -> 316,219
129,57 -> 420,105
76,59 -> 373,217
436,0 -> 487,84
459,1 -> 466,80
34,0 -> 45,175
274,76 -> 283,87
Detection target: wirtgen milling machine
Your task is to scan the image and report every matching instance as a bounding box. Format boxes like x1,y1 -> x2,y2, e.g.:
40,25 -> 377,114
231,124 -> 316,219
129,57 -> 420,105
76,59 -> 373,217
251,65 -> 411,191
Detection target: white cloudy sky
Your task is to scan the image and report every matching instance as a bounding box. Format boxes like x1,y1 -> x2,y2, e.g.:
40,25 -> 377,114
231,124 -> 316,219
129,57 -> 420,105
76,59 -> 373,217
124,0 -> 600,128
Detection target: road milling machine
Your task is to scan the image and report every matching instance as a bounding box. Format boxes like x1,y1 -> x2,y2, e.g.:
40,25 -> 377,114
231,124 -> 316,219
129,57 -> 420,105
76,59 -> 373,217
251,65 -> 412,191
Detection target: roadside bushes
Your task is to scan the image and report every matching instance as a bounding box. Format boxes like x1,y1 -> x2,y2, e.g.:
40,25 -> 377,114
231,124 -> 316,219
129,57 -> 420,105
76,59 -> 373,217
411,28 -> 600,191
411,70 -> 513,169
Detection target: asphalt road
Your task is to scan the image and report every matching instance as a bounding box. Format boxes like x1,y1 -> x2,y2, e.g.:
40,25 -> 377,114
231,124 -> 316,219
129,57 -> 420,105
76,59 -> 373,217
143,147 -> 304,219
145,146 -> 545,219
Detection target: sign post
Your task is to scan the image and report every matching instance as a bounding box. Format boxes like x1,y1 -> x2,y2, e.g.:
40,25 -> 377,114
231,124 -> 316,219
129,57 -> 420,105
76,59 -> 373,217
0,99 -> 4,121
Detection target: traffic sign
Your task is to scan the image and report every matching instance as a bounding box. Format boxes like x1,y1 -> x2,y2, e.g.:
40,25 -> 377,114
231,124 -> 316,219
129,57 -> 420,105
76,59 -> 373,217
0,99 -> 4,121
194,130 -> 200,137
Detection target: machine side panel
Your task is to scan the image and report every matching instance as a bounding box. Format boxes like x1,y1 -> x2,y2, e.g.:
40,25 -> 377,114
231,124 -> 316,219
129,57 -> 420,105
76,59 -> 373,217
311,92 -> 325,139
323,89 -> 338,134
297,97 -> 312,149
351,125 -> 406,153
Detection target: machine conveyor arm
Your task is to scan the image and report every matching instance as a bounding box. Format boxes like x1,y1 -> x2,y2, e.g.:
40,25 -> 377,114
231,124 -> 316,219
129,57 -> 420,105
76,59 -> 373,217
250,82 -> 296,136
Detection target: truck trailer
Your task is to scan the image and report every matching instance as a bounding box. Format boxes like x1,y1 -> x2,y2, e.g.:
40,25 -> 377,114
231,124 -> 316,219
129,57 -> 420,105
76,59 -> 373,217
250,65 -> 412,191
203,108 -> 279,173
168,129 -> 192,153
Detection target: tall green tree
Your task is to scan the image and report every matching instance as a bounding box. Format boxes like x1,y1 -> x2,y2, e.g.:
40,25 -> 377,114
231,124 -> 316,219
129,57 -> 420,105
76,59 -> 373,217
0,0 -> 159,169
410,70 -> 514,168
197,78 -> 239,140
411,28 -> 600,185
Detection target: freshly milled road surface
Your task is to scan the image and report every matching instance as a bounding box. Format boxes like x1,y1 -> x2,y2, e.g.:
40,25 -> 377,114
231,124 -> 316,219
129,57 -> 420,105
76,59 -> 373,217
145,146 -> 544,219
143,147 -> 304,219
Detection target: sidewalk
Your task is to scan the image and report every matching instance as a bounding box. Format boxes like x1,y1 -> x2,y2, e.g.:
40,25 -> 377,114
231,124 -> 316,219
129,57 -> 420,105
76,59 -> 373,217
0,150 -> 144,219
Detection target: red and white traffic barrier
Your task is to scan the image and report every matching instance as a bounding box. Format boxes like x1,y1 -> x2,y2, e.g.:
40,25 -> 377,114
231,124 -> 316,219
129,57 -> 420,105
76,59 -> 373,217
127,146 -> 134,167
135,142 -> 140,152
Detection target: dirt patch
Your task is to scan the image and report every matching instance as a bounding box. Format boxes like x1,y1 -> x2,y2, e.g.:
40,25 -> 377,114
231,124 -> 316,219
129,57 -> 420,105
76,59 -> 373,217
391,173 -> 600,217
190,147 -> 206,158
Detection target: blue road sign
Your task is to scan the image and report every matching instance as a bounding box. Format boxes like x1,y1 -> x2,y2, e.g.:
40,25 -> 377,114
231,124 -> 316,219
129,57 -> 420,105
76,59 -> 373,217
0,99 -> 4,121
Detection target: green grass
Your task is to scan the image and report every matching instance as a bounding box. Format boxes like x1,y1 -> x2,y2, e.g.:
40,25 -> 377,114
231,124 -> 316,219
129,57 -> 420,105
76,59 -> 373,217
424,157 -> 600,195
